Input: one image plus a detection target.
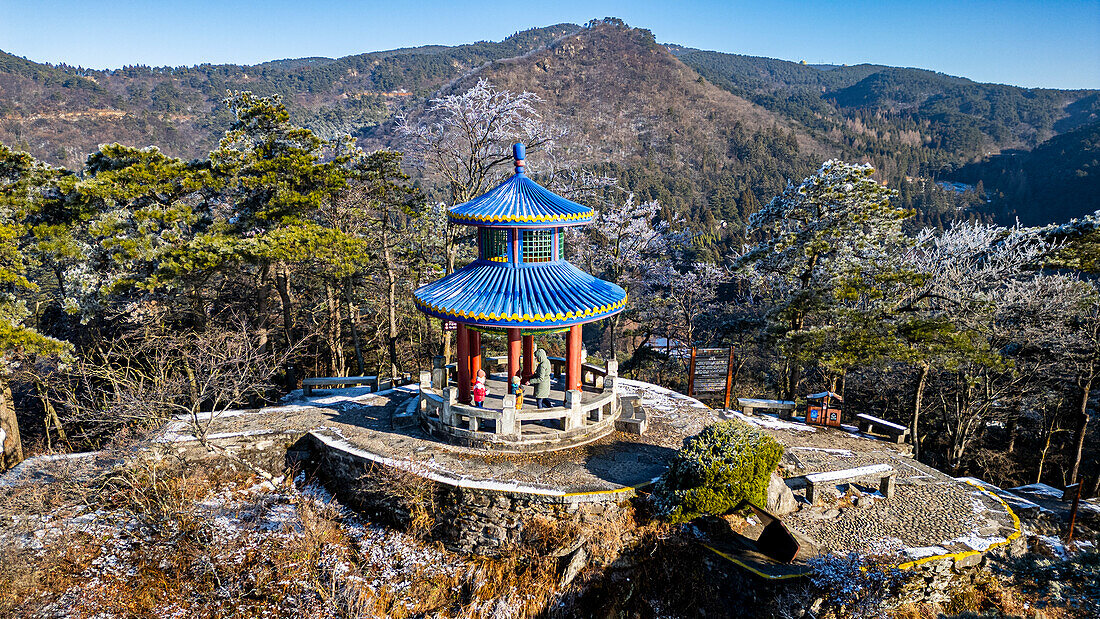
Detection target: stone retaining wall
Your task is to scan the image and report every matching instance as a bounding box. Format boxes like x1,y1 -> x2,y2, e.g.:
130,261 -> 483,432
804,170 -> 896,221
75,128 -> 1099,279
152,429 -> 306,475
304,431 -> 635,555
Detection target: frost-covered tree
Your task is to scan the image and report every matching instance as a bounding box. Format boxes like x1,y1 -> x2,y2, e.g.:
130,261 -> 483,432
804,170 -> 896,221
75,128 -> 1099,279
399,79 -> 558,273
577,194 -> 672,356
994,274 -> 1099,482
652,261 -> 727,349
893,221 -> 1052,460
737,159 -> 910,399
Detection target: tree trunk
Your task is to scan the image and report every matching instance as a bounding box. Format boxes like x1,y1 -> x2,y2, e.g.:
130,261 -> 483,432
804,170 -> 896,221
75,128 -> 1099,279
0,377 -> 23,470
344,279 -> 365,376
384,238 -> 400,380
324,279 -> 345,377
1037,417 -> 1059,484
275,265 -> 296,345
1069,369 -> 1095,484
36,380 -> 66,449
911,361 -> 930,459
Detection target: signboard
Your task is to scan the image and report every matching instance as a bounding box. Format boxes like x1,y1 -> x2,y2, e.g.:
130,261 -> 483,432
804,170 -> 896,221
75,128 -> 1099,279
443,320 -> 458,332
687,346 -> 736,409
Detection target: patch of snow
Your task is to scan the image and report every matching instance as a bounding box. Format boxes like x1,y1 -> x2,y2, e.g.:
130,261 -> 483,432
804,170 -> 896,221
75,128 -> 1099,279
789,447 -> 855,457
173,405 -> 306,421
1011,483 -> 1065,499
945,534 -> 1005,552
727,410 -> 816,432
154,428 -> 282,444
904,546 -> 949,559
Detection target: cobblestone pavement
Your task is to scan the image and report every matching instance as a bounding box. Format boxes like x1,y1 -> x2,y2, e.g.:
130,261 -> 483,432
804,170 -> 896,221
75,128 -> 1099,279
729,409 -> 1019,556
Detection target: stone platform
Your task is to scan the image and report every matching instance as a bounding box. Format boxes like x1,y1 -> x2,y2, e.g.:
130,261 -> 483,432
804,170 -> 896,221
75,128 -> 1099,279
149,379 -> 1020,563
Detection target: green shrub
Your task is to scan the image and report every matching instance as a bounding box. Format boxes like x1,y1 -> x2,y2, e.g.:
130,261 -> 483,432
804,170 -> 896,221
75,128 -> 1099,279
651,420 -> 784,523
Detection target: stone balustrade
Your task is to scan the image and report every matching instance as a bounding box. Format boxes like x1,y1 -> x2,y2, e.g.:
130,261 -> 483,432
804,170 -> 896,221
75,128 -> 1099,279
418,359 -> 622,452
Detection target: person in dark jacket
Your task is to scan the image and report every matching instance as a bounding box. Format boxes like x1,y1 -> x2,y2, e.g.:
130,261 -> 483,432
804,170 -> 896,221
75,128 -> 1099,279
524,348 -> 553,408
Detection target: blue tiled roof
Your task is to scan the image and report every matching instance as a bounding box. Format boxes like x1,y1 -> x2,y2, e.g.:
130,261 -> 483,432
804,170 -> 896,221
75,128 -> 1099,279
448,172 -> 594,227
414,260 -> 627,328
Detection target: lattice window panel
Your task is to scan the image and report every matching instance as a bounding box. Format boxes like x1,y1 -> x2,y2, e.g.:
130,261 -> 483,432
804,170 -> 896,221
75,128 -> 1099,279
481,228 -> 508,262
522,229 -> 553,263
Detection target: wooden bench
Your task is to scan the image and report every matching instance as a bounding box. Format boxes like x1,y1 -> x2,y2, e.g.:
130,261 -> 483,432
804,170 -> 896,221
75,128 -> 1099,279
737,398 -> 797,418
856,413 -> 910,443
804,464 -> 896,505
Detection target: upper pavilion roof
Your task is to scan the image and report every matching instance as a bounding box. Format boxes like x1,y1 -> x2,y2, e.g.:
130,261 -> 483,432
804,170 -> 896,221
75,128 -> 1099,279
448,144 -> 594,227
413,260 -> 627,329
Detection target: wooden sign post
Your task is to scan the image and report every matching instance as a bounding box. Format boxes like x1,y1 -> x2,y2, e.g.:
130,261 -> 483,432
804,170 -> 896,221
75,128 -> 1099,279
688,346 -> 737,408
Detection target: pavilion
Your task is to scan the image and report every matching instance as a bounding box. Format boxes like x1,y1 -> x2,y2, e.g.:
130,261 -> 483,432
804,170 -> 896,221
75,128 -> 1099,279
413,143 -> 627,405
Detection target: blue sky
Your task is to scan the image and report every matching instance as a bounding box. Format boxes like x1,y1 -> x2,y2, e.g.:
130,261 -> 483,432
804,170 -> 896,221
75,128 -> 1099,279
2,0 -> 1098,89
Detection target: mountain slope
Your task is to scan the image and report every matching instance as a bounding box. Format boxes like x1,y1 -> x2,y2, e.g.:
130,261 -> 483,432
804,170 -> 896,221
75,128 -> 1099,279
410,23 -> 828,220
1,19 -> 1098,224
951,120 -> 1100,225
0,24 -> 581,168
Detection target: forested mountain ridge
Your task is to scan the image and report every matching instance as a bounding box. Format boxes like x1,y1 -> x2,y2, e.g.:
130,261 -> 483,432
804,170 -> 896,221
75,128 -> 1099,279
380,23 -> 827,223
0,19 -> 1097,225
0,23 -> 581,167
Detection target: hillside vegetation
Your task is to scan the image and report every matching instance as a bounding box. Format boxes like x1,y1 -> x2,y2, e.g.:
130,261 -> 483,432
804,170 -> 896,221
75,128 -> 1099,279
1,19 -> 1097,226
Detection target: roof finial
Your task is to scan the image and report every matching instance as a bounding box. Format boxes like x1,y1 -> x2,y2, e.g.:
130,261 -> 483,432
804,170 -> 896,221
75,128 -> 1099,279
513,143 -> 525,174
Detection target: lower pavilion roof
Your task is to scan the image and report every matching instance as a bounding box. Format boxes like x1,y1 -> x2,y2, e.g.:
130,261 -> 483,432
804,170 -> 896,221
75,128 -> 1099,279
414,260 -> 627,329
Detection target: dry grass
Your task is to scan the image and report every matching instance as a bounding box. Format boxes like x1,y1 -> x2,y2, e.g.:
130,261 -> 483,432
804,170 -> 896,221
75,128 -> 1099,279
889,568 -> 1082,619
0,455 -> 631,619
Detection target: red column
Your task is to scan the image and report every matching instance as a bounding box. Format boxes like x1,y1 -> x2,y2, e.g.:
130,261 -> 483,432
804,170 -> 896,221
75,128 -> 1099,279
456,323 -> 471,404
522,334 -> 534,379
566,324 -> 582,392
507,328 -> 522,382
469,329 -> 481,380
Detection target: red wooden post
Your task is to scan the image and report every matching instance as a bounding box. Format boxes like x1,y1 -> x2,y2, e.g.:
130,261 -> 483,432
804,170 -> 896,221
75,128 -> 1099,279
507,328 -> 522,383
566,324 -> 582,391
456,323 -> 471,404
469,329 -> 481,381
688,347 -> 697,397
724,346 -> 736,409
522,334 -> 534,379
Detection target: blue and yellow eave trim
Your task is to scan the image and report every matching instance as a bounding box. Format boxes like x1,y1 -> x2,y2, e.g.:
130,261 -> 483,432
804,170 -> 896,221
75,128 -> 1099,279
415,295 -> 628,328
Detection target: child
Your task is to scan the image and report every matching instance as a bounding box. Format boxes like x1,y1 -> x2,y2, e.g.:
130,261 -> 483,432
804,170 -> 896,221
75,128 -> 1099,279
512,373 -> 525,410
472,369 -> 487,408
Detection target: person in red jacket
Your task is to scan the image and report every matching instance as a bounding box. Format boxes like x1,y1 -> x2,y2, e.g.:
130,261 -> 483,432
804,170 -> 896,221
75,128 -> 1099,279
472,369 -> 488,408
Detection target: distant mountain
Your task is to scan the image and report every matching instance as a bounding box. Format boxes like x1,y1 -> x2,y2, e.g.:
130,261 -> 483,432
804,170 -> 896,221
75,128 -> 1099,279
0,23 -> 580,168
951,120 -> 1100,225
0,19 -> 1097,225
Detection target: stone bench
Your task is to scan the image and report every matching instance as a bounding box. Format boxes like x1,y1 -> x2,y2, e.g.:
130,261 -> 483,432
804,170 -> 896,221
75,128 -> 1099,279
804,463 -> 896,505
304,374 -> 411,397
615,395 -> 647,435
303,376 -> 377,397
738,398 -> 797,418
856,413 -> 910,443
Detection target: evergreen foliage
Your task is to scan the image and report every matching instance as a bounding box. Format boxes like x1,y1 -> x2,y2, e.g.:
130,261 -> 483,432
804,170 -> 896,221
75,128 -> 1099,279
652,420 -> 783,523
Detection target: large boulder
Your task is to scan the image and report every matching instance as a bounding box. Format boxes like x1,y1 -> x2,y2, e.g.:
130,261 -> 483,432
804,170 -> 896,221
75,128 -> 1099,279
767,472 -> 798,516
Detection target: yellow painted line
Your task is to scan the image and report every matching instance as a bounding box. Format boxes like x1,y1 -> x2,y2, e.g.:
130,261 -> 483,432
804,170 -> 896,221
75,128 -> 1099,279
560,478 -> 656,498
702,544 -> 808,580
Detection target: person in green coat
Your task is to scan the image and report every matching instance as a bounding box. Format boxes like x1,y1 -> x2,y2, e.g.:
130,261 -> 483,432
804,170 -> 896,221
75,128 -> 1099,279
523,348 -> 553,408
